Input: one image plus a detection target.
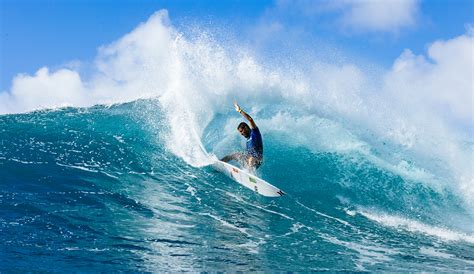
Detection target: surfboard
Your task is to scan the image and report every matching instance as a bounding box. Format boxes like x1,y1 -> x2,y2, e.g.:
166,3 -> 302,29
212,160 -> 285,197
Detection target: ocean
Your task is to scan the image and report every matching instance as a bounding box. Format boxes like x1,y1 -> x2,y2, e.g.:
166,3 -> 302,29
1,100 -> 473,271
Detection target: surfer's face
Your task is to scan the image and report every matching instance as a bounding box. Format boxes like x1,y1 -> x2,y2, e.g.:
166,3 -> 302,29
238,125 -> 251,138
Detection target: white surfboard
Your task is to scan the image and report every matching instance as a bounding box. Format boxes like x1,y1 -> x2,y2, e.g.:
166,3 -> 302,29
212,160 -> 285,197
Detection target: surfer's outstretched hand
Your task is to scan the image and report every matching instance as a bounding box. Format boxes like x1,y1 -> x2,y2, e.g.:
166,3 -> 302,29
234,101 -> 242,113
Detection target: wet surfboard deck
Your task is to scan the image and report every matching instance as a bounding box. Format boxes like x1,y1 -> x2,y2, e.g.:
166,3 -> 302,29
212,160 -> 285,197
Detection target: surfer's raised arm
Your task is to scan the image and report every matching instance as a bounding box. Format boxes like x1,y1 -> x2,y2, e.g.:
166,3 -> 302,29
234,102 -> 257,129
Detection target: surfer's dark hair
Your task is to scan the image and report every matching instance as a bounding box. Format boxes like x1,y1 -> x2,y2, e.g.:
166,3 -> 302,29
237,122 -> 249,130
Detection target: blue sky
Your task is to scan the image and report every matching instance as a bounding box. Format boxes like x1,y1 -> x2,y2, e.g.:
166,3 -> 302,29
1,0 -> 473,91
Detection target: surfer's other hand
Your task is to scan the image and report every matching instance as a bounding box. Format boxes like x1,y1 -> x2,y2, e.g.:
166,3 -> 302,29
234,101 -> 242,113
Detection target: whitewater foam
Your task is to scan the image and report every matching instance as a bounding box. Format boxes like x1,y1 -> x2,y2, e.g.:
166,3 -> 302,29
359,210 -> 474,244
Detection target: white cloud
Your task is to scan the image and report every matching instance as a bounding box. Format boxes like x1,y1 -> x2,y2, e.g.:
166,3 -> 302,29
274,0 -> 420,33
340,0 -> 419,32
1,67 -> 88,113
0,10 -> 175,115
384,30 -> 474,126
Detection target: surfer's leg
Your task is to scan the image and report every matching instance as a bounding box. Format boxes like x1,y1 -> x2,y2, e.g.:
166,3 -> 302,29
247,156 -> 255,167
245,156 -> 262,170
247,156 -> 261,168
221,153 -> 243,163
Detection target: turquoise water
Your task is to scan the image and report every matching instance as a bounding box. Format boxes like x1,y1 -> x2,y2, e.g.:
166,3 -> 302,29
1,100 -> 473,271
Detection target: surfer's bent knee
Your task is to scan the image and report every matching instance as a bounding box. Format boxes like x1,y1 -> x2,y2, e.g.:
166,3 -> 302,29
247,155 -> 262,169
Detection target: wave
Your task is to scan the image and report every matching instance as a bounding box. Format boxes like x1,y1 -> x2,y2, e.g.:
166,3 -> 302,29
1,101 -> 473,271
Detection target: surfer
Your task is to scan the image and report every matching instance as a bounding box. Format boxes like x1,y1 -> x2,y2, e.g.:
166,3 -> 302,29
221,102 -> 263,169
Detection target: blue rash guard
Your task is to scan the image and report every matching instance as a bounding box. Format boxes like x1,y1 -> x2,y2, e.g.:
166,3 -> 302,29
246,127 -> 263,160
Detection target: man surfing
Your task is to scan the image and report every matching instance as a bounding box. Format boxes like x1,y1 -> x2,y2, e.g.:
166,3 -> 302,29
221,102 -> 263,170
